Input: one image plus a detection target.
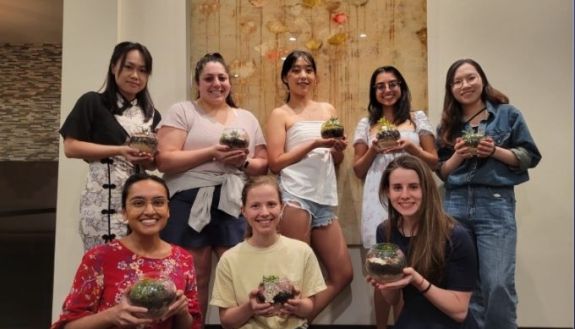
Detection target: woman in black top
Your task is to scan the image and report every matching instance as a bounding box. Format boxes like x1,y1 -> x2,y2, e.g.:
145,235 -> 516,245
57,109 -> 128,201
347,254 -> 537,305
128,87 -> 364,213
60,41 -> 161,251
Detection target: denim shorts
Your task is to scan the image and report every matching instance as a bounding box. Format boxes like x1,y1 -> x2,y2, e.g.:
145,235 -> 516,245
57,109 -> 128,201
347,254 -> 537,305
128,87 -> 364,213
281,188 -> 336,228
160,185 -> 246,249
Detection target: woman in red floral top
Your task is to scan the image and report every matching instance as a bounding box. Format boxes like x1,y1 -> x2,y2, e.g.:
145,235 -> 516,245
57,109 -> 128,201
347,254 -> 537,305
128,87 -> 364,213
52,173 -> 202,329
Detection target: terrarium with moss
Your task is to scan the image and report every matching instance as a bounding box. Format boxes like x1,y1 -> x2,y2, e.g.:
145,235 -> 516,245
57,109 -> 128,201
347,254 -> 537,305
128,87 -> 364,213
365,243 -> 407,283
320,117 -> 345,139
127,276 -> 177,319
220,127 -> 250,149
128,127 -> 158,154
375,118 -> 400,148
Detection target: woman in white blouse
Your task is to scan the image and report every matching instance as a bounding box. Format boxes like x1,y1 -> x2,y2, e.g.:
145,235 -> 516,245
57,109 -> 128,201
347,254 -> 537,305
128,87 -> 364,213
352,66 -> 438,328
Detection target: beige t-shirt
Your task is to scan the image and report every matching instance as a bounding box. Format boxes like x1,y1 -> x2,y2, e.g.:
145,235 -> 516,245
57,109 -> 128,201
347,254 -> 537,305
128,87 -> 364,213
210,235 -> 326,329
158,100 -> 266,173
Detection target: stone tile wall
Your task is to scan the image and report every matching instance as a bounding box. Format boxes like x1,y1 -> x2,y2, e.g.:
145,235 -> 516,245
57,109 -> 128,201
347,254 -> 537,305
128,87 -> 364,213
0,43 -> 62,161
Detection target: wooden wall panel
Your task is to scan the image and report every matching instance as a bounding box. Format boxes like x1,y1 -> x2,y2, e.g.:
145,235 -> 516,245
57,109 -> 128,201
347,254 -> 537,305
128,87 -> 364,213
189,0 -> 427,245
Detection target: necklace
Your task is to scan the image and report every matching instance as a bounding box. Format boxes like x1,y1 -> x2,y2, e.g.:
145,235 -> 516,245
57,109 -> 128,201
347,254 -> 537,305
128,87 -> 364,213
463,107 -> 487,125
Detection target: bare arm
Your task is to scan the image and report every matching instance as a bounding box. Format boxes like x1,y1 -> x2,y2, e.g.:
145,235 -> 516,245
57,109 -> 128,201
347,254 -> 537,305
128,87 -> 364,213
63,138 -> 154,165
218,289 -> 275,329
63,299 -> 152,329
155,126 -> 221,174
406,134 -> 439,168
353,142 -> 378,179
266,108 -> 335,174
243,144 -> 269,176
372,267 -> 472,323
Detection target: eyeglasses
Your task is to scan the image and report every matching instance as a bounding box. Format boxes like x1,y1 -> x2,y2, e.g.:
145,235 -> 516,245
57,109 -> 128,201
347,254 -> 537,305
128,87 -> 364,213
127,197 -> 168,209
373,80 -> 401,91
451,74 -> 479,89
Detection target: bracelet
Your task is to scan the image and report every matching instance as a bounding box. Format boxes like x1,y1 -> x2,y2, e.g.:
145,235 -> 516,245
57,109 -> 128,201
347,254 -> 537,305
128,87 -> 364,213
489,146 -> 497,157
421,281 -> 433,294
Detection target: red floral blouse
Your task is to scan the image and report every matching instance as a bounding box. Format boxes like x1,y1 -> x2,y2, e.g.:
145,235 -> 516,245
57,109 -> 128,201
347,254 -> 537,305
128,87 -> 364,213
51,240 -> 202,329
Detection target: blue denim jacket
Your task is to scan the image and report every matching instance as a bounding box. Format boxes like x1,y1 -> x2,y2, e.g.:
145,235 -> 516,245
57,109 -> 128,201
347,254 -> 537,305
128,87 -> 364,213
437,102 -> 541,189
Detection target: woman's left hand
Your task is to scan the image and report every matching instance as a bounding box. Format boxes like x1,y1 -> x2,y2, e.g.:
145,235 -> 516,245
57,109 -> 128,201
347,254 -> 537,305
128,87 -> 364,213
382,139 -> 417,154
331,137 -> 348,152
160,290 -> 189,322
475,136 -> 496,158
278,289 -> 312,318
367,267 -> 423,291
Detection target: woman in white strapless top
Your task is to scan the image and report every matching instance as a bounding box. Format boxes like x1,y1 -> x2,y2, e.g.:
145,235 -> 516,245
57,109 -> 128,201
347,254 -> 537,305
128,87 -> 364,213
266,50 -> 353,323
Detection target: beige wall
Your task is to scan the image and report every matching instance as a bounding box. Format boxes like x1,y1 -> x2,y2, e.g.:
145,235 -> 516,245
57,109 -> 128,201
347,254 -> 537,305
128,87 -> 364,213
54,0 -> 573,327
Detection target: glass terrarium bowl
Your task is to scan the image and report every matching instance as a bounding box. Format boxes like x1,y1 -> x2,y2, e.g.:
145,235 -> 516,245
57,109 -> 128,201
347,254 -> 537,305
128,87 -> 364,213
256,275 -> 295,305
126,275 -> 177,319
365,243 -> 407,283
219,127 -> 250,149
128,130 -> 158,154
320,118 -> 345,139
462,130 -> 486,155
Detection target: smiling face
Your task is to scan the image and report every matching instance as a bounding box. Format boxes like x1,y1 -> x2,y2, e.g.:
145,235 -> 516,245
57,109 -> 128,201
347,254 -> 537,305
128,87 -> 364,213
112,49 -> 149,101
197,61 -> 231,106
374,71 -> 402,109
451,63 -> 484,107
386,168 -> 422,222
242,183 -> 282,238
122,179 -> 170,236
283,56 -> 317,98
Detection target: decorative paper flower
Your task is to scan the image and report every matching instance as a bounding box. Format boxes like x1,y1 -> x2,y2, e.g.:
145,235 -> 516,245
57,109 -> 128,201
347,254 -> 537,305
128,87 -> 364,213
305,38 -> 323,51
327,32 -> 348,45
302,0 -> 321,8
332,12 -> 347,25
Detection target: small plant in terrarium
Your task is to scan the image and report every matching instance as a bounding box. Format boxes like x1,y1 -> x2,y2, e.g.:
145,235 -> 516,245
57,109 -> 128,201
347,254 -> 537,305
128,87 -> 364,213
365,243 -> 407,283
128,127 -> 158,154
320,117 -> 345,139
375,118 -> 400,148
256,275 -> 295,305
461,127 -> 485,154
219,127 -> 250,149
127,276 -> 177,319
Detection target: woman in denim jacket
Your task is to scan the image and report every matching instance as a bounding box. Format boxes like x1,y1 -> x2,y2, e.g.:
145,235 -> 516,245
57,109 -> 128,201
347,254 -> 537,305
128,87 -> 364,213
436,58 -> 541,329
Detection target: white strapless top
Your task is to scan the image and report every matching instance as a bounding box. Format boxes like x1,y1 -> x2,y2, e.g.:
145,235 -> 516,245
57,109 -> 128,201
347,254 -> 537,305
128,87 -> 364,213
280,121 -> 338,206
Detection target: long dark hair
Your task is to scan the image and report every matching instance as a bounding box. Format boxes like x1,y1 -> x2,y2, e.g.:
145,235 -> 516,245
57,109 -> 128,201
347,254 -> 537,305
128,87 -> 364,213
367,66 -> 412,126
121,173 -> 169,209
101,41 -> 156,121
439,58 -> 509,145
379,155 -> 454,282
280,50 -> 317,103
193,52 -> 238,108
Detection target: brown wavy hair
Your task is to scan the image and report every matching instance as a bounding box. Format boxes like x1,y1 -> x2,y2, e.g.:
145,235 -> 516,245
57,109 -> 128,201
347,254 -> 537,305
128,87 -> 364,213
379,155 -> 454,282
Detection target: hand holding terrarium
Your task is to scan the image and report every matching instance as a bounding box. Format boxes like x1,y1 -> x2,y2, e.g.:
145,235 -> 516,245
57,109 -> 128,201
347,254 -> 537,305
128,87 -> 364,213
126,275 -> 177,319
365,243 -> 407,283
461,127 -> 486,156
